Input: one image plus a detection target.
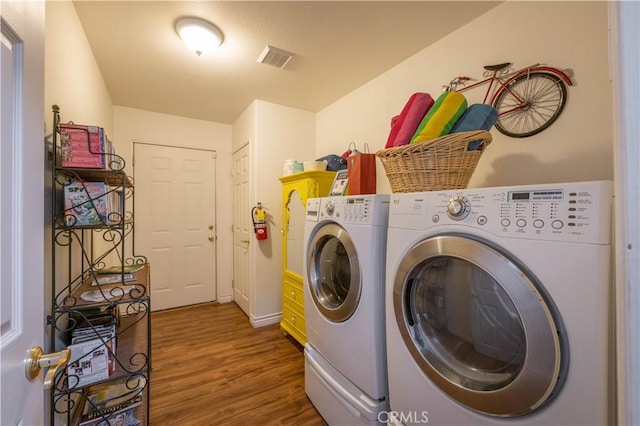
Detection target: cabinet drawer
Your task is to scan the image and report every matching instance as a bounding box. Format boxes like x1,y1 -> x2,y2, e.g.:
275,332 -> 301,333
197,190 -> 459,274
283,295 -> 305,318
282,304 -> 306,336
283,279 -> 305,307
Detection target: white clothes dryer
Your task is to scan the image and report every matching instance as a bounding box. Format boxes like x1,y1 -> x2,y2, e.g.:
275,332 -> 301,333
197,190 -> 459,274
303,195 -> 390,425
385,181 -> 614,425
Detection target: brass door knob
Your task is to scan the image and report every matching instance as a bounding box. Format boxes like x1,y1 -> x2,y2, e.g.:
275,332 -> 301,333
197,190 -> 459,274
25,346 -> 71,389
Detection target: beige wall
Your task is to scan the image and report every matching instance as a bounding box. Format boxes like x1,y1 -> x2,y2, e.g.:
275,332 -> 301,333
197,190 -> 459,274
112,106 -> 231,175
44,1 -> 115,317
316,1 -> 613,193
46,0 -> 615,324
44,1 -> 113,136
254,101 -> 315,319
232,100 -> 315,325
45,3 -> 235,306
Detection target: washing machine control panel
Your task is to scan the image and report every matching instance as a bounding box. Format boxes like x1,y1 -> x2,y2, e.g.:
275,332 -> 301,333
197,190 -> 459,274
390,181 -> 612,244
318,195 -> 390,226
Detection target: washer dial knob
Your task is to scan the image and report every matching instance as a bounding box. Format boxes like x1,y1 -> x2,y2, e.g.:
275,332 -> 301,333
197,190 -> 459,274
325,202 -> 335,216
447,196 -> 470,220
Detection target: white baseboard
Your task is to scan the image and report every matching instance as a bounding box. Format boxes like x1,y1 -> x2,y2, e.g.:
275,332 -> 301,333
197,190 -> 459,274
217,295 -> 233,304
250,312 -> 282,328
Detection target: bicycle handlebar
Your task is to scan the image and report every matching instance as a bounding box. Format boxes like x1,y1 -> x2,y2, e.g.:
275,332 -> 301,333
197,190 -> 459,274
444,76 -> 473,92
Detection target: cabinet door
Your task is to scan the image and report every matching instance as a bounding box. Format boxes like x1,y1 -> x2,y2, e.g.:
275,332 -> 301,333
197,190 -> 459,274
285,190 -> 305,276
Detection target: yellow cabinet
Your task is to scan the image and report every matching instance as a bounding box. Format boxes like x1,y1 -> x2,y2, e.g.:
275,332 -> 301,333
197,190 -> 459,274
279,171 -> 336,345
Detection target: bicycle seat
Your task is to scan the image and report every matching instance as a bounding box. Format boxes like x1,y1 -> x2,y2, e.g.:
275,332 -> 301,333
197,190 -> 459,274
484,62 -> 511,72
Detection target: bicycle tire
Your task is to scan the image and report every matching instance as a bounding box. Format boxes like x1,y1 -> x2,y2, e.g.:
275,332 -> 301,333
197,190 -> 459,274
492,72 -> 568,138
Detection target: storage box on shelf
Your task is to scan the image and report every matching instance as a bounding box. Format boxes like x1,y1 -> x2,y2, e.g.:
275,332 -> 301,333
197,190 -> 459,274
49,105 -> 150,426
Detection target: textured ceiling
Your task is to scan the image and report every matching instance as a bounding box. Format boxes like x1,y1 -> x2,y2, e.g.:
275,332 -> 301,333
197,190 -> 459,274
73,1 -> 501,124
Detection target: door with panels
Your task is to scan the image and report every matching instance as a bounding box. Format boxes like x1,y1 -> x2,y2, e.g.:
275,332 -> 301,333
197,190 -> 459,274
232,143 -> 251,316
134,143 -> 217,311
0,2 -> 46,424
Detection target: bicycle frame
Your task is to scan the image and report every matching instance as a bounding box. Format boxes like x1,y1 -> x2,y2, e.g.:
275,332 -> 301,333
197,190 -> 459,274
450,64 -> 573,116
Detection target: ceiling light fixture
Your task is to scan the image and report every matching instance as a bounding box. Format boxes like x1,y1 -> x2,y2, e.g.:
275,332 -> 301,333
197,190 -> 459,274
175,17 -> 223,56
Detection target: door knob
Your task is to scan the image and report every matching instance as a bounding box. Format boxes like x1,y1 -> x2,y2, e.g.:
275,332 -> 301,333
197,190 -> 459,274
25,346 -> 71,389
208,235 -> 215,241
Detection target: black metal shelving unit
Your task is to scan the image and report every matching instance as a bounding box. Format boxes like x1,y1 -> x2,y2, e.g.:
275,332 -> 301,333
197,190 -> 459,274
48,105 -> 151,426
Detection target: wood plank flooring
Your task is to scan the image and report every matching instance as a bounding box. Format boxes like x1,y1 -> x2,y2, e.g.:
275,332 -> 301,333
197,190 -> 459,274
149,302 -> 326,425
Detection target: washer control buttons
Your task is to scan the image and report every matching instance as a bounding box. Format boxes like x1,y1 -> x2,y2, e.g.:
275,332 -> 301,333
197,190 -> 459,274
447,196 -> 471,221
477,216 -> 487,225
533,219 -> 544,229
501,218 -> 511,227
516,219 -> 527,228
552,220 -> 564,229
432,214 -> 440,223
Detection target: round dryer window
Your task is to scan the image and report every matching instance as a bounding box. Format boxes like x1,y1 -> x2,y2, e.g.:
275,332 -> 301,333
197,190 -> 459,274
307,223 -> 361,322
393,235 -> 567,417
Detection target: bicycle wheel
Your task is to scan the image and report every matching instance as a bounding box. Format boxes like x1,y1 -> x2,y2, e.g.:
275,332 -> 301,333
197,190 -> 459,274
492,72 -> 567,138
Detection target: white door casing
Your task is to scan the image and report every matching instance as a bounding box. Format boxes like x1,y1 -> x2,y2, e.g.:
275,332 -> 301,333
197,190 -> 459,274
232,142 -> 251,316
134,143 -> 217,311
611,2 -> 640,424
0,1 -> 46,425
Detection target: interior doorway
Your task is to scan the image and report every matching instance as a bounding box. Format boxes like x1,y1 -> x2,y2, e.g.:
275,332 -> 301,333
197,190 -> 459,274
134,142 -> 217,311
232,142 -> 251,316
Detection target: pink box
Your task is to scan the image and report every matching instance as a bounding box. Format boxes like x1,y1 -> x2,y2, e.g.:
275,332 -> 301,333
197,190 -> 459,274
59,123 -> 105,169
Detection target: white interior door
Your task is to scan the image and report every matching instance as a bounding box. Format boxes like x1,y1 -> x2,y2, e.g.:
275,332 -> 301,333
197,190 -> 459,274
0,2 -> 46,424
232,143 -> 251,316
134,143 -> 217,311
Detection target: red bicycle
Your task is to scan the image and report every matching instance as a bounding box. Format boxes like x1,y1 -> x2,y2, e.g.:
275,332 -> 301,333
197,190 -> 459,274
444,62 -> 573,138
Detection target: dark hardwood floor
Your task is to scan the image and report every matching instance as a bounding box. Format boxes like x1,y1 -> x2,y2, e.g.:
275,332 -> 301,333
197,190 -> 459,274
149,302 -> 326,425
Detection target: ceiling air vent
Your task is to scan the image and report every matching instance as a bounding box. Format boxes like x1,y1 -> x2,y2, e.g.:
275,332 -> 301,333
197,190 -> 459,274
257,45 -> 294,69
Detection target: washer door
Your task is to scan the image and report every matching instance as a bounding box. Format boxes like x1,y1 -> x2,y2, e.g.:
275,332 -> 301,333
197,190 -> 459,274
307,223 -> 361,322
394,235 -> 566,417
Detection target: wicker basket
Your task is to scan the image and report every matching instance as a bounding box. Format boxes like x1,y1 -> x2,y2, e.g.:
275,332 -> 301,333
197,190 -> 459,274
376,130 -> 492,193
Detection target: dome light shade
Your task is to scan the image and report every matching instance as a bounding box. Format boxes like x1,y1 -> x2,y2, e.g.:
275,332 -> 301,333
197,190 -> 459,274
176,17 -> 223,56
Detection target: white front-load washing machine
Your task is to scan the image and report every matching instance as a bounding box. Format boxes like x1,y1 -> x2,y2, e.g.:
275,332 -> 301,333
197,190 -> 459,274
385,181 -> 614,425
304,194 -> 390,425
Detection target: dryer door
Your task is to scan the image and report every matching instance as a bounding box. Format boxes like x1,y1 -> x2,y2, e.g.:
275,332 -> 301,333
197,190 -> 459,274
307,223 -> 361,322
393,234 -> 566,417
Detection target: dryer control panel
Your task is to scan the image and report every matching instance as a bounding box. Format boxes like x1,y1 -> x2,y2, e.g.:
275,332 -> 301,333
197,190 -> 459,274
390,181 -> 612,245
317,195 -> 390,227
